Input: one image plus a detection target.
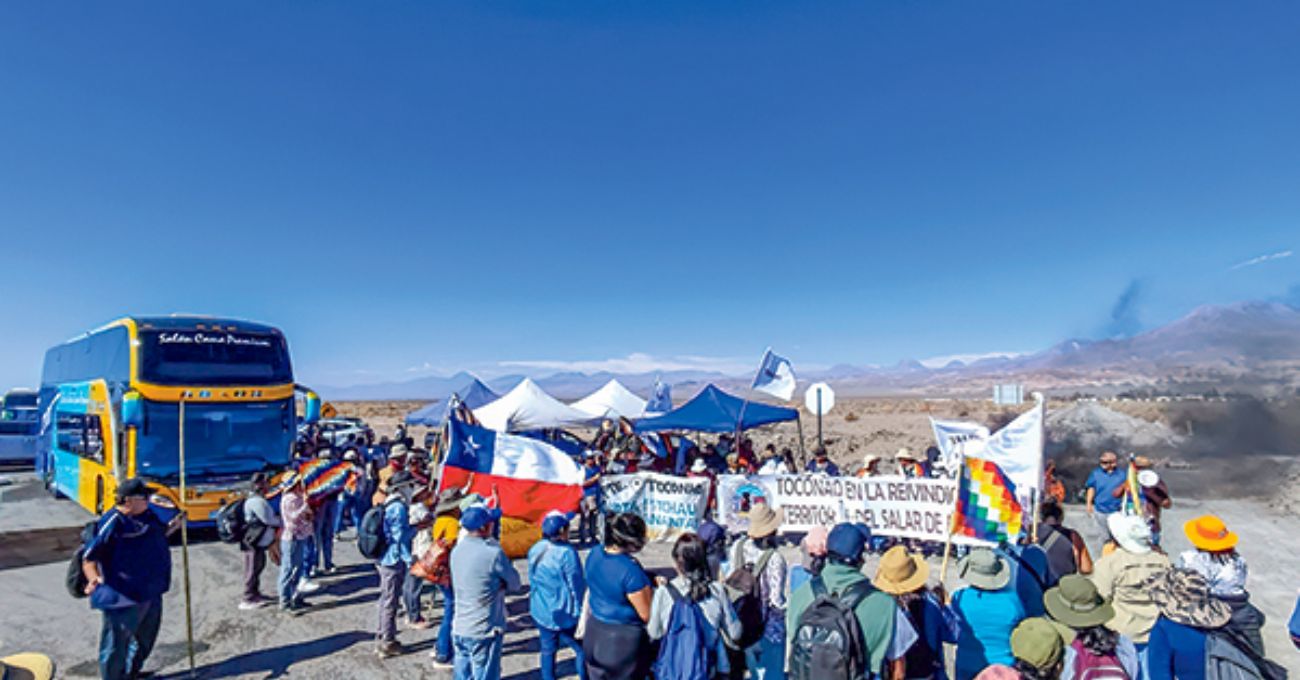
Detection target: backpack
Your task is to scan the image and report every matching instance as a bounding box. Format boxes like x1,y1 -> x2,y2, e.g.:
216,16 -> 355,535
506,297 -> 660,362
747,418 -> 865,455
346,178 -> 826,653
65,520 -> 100,599
724,540 -> 775,649
1205,630 -> 1284,680
1068,638 -> 1129,680
215,498 -> 248,544
652,583 -> 717,680
411,538 -> 452,586
357,498 -> 397,560
788,576 -> 873,680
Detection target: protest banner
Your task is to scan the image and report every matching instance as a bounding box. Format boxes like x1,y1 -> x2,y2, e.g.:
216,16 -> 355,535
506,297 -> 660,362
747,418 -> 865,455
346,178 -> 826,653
602,472 -> 711,541
715,474 -> 990,544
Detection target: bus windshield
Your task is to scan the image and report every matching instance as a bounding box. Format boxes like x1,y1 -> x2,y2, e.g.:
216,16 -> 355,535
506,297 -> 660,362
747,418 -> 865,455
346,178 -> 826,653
138,329 -> 292,386
136,399 -> 294,479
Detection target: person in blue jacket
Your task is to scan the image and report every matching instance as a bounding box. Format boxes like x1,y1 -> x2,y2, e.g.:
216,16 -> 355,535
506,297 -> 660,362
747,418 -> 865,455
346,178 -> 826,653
81,478 -> 183,680
528,511 -> 587,680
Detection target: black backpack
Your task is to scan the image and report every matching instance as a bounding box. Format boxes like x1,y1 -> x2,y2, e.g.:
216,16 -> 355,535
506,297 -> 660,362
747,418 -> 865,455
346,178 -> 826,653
357,498 -> 397,560
65,519 -> 101,599
789,576 -> 873,680
724,541 -> 775,649
215,498 -> 248,544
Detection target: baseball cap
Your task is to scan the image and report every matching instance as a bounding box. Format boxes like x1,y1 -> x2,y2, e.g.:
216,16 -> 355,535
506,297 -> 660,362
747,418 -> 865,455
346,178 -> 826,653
827,522 -> 871,561
461,505 -> 502,532
541,511 -> 572,538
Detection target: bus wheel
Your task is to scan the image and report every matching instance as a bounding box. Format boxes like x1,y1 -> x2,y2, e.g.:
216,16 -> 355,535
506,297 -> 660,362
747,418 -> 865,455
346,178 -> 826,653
95,477 -> 104,514
45,467 -> 63,499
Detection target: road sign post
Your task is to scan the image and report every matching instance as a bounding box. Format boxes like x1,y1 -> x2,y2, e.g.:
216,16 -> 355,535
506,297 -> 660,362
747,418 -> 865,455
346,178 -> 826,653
804,383 -> 835,451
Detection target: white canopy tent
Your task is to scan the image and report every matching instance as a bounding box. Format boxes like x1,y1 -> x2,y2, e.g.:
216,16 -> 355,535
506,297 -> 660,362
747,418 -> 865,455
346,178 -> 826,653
473,378 -> 601,432
570,379 -> 649,419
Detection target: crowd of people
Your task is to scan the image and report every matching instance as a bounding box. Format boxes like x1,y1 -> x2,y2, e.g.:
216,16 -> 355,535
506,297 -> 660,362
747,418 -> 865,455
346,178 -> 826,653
70,424 -> 1297,680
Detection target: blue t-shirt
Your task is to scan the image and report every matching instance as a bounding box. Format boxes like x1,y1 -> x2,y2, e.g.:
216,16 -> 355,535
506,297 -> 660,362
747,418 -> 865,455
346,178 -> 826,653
585,547 -> 651,626
1085,467 -> 1127,513
583,464 -> 602,499
951,587 -> 1025,679
805,459 -> 840,476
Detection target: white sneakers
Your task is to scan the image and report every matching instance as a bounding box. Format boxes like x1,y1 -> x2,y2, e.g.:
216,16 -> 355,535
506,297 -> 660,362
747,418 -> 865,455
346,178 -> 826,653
297,578 -> 322,593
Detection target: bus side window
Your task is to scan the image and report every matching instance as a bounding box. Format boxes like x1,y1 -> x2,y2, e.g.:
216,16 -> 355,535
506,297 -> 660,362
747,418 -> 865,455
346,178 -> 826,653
55,413 -> 105,464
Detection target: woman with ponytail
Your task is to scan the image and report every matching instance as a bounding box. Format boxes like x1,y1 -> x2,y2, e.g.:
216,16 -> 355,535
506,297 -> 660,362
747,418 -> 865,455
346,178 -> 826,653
647,532 -> 743,679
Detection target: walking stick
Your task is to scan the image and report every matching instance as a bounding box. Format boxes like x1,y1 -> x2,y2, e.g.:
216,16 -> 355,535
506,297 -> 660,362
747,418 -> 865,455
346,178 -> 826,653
178,400 -> 197,678
938,513 -> 956,603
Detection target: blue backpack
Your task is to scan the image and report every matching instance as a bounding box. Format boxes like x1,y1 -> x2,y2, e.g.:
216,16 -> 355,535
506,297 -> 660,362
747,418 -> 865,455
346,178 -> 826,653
653,583 -> 718,680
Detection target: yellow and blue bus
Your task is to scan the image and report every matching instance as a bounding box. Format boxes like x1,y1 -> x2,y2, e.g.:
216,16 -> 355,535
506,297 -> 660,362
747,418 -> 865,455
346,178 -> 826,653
36,316 -> 319,523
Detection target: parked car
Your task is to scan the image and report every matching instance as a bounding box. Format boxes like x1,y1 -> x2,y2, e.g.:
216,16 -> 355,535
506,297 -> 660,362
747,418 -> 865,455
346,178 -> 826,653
298,417 -> 373,448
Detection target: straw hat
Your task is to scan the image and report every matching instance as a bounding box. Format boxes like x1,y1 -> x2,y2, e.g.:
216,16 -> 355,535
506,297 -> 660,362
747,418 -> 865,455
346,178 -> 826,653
0,653 -> 55,680
1044,575 -> 1115,629
1146,568 -> 1232,629
862,454 -> 881,467
690,458 -> 709,473
873,546 -> 930,594
957,548 -> 1011,591
1107,513 -> 1153,555
1184,515 -> 1238,552
747,503 -> 783,539
388,443 -> 408,459
895,447 -> 916,461
434,487 -> 466,515
1010,618 -> 1064,672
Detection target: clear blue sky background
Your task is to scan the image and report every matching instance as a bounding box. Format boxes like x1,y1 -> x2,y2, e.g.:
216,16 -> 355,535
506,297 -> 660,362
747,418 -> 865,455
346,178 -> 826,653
2,1 -> 1298,389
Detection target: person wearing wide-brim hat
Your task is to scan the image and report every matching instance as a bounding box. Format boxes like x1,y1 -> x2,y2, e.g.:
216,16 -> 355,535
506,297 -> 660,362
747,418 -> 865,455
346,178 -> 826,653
952,548 -> 1027,677
873,546 -> 956,679
0,652 -> 55,680
725,502 -> 788,680
895,447 -> 923,478
1090,513 -> 1171,648
1175,514 -> 1269,662
854,454 -> 882,478
1145,568 -> 1235,678
973,617 -> 1066,680
1044,575 -> 1140,679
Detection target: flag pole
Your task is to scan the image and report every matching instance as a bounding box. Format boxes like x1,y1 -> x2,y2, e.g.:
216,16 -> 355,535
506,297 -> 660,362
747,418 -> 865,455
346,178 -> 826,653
1030,393 -> 1046,544
178,399 -> 197,678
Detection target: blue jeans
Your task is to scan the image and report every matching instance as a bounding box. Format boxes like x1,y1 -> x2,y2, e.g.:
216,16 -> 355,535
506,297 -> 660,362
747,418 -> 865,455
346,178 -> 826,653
453,633 -> 503,680
538,625 -> 585,680
313,499 -> 337,571
334,493 -> 355,534
279,537 -> 309,606
435,584 -> 455,662
99,597 -> 163,680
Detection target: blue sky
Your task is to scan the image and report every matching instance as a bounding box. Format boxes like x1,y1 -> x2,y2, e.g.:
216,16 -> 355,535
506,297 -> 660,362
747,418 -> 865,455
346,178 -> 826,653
2,1 -> 1298,389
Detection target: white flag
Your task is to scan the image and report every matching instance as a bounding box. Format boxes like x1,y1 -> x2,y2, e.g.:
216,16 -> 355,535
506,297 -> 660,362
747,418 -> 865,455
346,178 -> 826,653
751,349 -> 796,401
929,418 -> 990,472
969,400 -> 1045,509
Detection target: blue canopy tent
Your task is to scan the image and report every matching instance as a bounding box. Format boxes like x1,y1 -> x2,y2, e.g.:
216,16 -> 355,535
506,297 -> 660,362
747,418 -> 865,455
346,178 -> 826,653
633,384 -> 799,433
404,378 -> 500,426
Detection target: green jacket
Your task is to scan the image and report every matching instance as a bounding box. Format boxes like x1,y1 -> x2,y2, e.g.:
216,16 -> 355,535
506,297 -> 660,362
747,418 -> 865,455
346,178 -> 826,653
786,562 -> 898,675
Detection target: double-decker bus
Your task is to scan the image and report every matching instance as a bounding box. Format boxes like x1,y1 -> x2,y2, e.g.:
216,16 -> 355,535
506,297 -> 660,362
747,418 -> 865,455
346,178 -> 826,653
0,388 -> 40,465
36,316 -> 319,522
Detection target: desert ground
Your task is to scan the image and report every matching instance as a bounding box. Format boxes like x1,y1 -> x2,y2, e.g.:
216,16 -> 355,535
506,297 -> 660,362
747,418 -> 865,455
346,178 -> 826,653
2,396 -> 1297,677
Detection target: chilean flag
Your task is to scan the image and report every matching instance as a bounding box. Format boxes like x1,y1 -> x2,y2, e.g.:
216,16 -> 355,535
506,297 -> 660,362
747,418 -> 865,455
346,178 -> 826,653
439,419 -> 583,522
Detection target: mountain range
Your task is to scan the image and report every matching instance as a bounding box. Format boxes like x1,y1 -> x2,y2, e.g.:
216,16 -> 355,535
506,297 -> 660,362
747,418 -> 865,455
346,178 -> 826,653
318,301 -> 1300,401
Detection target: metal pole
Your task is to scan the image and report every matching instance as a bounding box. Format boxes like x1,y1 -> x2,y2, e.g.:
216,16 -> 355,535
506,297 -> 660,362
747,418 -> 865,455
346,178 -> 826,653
794,416 -> 807,469
816,389 -> 823,450
178,400 -> 196,678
